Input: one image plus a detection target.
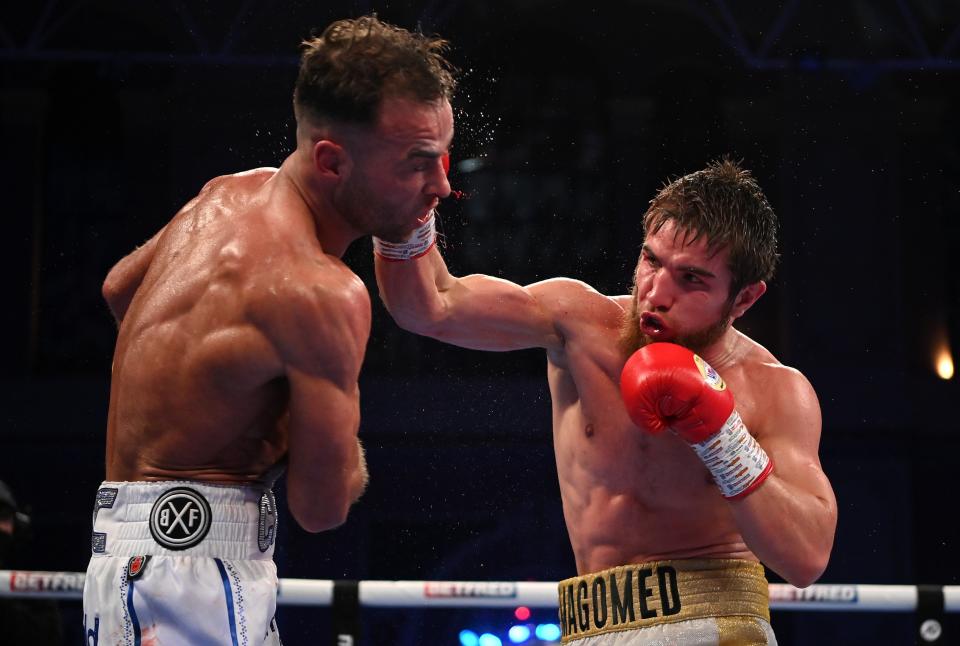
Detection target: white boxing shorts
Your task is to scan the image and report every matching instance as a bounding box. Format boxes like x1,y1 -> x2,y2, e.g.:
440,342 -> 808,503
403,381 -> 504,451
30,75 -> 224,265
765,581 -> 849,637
83,481 -> 281,646
558,559 -> 777,645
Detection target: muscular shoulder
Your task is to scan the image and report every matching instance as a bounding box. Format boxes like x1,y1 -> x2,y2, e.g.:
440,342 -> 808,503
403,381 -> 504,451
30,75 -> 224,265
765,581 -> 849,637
739,337 -> 815,399
203,167 -> 279,191
758,361 -> 818,412
738,342 -> 821,444
250,257 -> 371,381
169,168 -> 279,225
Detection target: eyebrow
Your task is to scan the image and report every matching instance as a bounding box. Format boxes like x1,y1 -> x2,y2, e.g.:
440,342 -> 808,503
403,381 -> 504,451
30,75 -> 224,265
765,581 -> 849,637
641,245 -> 717,279
681,266 -> 717,279
407,143 -> 452,160
408,149 -> 442,159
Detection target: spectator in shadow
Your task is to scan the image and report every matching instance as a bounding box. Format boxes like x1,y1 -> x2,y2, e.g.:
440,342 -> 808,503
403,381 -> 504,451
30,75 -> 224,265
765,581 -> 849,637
0,480 -> 63,645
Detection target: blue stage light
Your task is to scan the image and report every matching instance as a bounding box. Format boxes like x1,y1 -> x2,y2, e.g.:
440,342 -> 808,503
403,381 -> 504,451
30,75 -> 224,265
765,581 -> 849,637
535,623 -> 562,641
459,629 -> 480,646
478,633 -> 503,646
508,624 -> 531,643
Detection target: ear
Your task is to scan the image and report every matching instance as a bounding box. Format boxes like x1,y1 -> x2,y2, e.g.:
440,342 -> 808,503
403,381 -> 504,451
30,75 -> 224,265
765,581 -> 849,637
312,139 -> 349,179
730,280 -> 766,320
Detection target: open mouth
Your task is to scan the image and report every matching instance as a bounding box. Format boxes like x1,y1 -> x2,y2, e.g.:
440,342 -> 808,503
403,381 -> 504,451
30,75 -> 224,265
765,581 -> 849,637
417,204 -> 438,225
640,312 -> 670,338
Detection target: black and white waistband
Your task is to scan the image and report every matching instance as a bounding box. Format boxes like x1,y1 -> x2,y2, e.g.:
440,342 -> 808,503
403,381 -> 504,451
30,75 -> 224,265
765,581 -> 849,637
90,480 -> 277,561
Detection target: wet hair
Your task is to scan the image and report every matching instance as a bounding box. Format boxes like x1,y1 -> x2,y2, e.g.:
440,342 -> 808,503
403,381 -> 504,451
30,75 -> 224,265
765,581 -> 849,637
294,14 -> 456,127
643,158 -> 779,295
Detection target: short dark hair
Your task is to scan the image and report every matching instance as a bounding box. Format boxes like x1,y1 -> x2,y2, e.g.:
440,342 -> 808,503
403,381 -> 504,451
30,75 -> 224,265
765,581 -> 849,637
294,15 -> 457,127
643,159 -> 779,295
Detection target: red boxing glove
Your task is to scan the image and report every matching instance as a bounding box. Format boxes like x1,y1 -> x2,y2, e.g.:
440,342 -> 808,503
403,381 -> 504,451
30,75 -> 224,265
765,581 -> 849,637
620,342 -> 773,499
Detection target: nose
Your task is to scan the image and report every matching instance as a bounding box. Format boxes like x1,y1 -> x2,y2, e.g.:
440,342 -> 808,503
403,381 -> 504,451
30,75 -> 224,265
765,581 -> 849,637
426,156 -> 452,199
645,268 -> 675,311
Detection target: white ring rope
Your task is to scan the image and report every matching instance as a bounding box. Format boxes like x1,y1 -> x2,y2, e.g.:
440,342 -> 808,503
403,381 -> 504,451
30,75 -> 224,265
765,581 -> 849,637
2,570 -> 958,613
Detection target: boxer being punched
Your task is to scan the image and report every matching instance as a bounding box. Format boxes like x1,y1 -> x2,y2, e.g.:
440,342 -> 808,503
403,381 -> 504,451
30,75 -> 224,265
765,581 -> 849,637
376,160 -> 836,644
85,15 -> 455,645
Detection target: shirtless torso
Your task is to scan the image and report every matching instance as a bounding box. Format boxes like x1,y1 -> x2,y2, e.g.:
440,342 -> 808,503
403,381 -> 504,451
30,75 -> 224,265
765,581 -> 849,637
103,167 -> 370,530
376,215 -> 836,587
542,282 -> 800,573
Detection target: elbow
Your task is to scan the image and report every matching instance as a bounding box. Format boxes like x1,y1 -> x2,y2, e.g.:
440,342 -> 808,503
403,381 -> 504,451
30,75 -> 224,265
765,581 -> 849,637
101,274 -> 122,310
102,272 -> 130,321
783,550 -> 831,589
288,473 -> 365,533
289,497 -> 351,534
386,302 -> 448,338
287,451 -> 367,533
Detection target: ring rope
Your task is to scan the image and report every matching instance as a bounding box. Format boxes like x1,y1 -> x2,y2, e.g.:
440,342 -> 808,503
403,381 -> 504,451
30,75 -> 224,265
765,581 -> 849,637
2,570 -> 958,612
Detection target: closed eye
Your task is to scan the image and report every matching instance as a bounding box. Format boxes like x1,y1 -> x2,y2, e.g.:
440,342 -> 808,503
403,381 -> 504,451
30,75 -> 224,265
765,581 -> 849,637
409,150 -> 444,173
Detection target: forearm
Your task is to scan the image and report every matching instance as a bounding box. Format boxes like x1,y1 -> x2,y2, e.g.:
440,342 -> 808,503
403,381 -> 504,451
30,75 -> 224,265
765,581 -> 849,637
288,444 -> 363,533
731,471 -> 837,587
287,392 -> 367,533
375,246 -> 452,333
376,218 -> 562,350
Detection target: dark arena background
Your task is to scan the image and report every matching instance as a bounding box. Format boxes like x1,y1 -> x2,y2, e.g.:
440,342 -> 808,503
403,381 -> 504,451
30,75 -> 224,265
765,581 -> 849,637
2,2 -> 960,645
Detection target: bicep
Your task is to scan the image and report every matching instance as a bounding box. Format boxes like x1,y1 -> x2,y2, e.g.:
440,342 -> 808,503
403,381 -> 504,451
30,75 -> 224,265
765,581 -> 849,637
756,375 -> 834,502
377,246 -> 563,352
428,273 -> 564,351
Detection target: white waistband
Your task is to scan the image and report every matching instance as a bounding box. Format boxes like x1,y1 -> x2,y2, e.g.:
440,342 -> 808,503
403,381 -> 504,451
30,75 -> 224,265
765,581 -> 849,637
90,481 -> 277,561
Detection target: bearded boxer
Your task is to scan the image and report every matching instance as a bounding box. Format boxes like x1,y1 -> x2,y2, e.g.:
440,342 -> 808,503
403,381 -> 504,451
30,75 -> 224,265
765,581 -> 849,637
376,159 -> 836,644
85,15 -> 455,645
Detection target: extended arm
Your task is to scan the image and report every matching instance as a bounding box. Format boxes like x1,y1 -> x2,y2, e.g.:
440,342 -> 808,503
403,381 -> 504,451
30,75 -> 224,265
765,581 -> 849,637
375,218 -> 564,351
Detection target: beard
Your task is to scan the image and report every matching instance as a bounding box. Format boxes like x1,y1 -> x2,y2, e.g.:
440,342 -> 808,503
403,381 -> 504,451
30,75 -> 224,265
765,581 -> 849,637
334,173 -> 413,243
618,293 -> 735,358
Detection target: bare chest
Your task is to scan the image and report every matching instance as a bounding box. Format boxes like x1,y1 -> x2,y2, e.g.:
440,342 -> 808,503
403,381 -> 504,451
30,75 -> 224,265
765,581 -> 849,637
550,351 -> 763,502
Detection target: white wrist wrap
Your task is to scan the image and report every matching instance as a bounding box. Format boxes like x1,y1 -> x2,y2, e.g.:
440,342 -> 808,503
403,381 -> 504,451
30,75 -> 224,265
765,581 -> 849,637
373,214 -> 436,261
691,409 -> 773,499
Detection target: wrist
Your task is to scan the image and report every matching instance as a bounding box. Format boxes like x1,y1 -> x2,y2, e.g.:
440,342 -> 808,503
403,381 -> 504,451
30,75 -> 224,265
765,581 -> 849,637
690,409 -> 773,499
373,213 -> 436,261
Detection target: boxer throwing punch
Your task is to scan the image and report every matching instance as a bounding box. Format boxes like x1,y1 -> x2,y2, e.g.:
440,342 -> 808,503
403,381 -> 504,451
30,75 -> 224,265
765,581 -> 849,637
86,15 -> 455,645
376,160 -> 837,644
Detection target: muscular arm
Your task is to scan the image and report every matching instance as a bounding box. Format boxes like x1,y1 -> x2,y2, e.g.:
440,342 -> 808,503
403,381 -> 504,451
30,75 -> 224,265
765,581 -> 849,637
376,245 -> 565,351
731,371 -> 837,587
101,227 -> 166,323
271,273 -> 371,533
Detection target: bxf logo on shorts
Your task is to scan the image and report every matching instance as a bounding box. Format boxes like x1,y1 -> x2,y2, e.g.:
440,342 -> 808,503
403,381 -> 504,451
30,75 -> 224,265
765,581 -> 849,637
149,488 -> 212,550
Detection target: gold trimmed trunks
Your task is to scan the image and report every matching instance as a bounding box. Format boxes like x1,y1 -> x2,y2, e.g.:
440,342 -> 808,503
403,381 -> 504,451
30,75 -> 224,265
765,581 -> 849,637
557,559 -> 773,644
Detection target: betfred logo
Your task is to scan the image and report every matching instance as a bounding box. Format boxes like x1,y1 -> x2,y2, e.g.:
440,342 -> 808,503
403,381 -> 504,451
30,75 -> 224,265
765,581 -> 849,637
10,571 -> 85,593
769,584 -> 858,603
424,582 -> 517,598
